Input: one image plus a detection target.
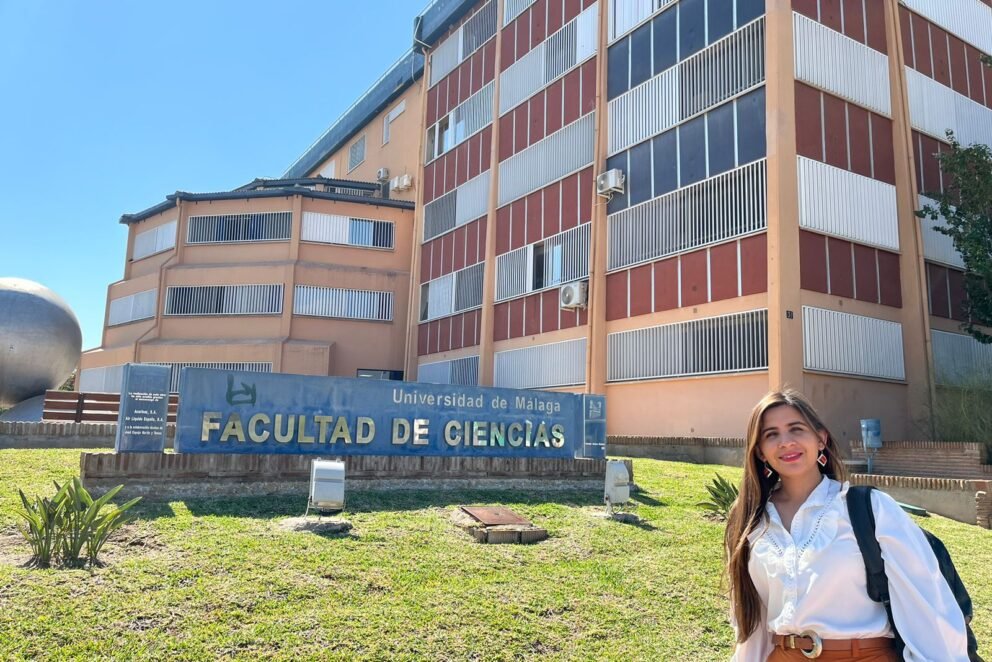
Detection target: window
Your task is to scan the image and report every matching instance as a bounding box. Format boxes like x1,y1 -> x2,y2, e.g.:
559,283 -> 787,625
499,4 -> 598,114
707,101 -> 737,177
348,134 -> 366,171
133,220 -> 177,260
426,83 -> 493,162
495,224 -> 591,301
149,362 -> 272,393
382,100 -> 406,145
419,355 -> 479,385
629,22 -> 653,89
607,309 -> 769,381
357,369 -> 403,380
495,338 -> 587,389
294,285 -> 393,322
319,160 -> 336,178
420,263 -> 484,322
610,89 -> 768,216
186,212 -> 291,244
301,212 -> 394,249
679,115 -> 707,186
108,289 -> 157,326
164,285 -> 283,316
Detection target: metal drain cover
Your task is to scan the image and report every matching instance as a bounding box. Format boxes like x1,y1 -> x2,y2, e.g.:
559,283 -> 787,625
460,506 -> 530,526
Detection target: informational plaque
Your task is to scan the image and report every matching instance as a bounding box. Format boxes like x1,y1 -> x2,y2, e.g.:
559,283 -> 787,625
115,364 -> 171,453
176,368 -> 607,460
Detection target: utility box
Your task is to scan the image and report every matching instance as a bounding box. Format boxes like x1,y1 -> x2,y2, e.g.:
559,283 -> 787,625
860,419 -> 882,474
309,460 -> 345,512
860,419 -> 882,450
604,460 -> 630,510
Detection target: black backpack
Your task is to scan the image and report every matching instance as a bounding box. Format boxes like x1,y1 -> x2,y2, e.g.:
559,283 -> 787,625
847,485 -> 982,662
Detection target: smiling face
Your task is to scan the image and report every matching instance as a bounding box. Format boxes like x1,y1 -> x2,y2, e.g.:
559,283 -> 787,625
756,404 -> 828,481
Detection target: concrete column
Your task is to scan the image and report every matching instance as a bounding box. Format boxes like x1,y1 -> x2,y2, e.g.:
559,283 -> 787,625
403,51 -> 433,382
278,194 -> 305,371
765,0 -> 804,391
884,0 -> 936,438
586,2 -> 609,394
477,2 -> 506,386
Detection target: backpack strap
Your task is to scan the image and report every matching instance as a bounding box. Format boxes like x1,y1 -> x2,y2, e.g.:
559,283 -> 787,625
847,485 -> 889,602
847,485 -> 904,651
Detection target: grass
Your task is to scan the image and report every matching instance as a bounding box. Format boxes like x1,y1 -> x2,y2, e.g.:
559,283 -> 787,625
0,450 -> 989,661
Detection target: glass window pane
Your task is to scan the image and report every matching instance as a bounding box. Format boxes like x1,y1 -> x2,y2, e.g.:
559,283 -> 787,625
607,39 -> 630,100
707,101 -> 736,177
652,7 -> 678,75
708,0 -> 734,44
736,87 -> 767,165
679,115 -> 707,186
679,0 -> 706,61
736,0 -> 765,27
629,23 -> 652,89
628,140 -> 653,206
652,129 -> 678,196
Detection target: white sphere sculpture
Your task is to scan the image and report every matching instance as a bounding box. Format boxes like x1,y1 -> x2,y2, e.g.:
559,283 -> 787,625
0,278 -> 82,407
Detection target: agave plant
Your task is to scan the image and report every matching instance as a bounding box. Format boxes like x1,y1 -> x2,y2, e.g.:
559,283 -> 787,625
16,484 -> 68,568
697,473 -> 740,521
15,478 -> 140,568
57,478 -> 141,567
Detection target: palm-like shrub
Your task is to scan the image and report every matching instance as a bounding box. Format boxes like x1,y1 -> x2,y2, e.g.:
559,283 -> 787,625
16,485 -> 67,568
15,478 -> 140,568
697,474 -> 740,521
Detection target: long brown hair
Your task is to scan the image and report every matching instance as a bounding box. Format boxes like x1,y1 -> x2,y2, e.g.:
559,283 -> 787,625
724,390 -> 849,641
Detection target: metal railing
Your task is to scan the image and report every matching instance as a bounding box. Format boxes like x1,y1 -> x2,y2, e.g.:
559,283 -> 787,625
607,309 -> 769,382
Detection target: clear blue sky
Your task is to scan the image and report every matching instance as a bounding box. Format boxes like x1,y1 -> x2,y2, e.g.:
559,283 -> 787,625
0,1 -> 420,349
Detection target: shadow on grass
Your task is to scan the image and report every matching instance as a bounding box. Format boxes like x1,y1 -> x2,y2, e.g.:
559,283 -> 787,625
630,492 -> 667,507
150,488 -> 610,520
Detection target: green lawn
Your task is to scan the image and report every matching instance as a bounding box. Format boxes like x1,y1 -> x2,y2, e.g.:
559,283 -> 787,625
0,450 -> 988,661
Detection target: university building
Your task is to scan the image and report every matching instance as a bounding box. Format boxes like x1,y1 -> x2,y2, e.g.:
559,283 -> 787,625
81,0 -> 992,441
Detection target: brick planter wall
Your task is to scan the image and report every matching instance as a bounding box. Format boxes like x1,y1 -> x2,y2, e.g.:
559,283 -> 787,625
80,452 -> 627,500
0,421 -> 175,450
848,440 -> 989,479
607,436 -> 991,480
850,474 -> 992,529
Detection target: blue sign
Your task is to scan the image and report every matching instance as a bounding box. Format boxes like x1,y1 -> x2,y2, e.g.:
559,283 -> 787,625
176,368 -> 606,459
115,363 -> 171,453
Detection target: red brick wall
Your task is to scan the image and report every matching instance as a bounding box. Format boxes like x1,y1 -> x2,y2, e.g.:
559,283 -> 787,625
423,128 -> 492,204
927,262 -> 968,321
793,0 -> 886,52
494,168 -> 593,255
605,234 -> 768,321
497,60 -> 597,161
795,82 -> 895,184
799,230 -> 902,307
848,440 -> 990,479
418,309 -> 482,356
899,5 -> 992,108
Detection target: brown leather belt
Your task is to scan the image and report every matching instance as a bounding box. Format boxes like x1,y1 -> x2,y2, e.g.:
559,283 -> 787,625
773,633 -> 893,658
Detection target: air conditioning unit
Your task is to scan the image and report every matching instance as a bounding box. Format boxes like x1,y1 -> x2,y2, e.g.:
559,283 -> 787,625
376,167 -> 390,182
559,281 -> 588,309
596,168 -> 625,197
390,173 -> 413,191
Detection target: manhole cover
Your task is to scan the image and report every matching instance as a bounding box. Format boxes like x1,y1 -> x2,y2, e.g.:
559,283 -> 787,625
460,506 -> 530,526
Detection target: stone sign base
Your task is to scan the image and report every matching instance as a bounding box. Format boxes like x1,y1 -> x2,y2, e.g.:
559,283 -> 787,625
80,452 -> 627,501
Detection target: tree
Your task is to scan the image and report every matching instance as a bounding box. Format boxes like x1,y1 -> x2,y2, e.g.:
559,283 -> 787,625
917,56 -> 992,343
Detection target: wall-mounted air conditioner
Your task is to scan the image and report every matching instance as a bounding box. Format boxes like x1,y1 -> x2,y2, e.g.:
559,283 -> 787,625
596,169 -> 625,197
559,281 -> 588,309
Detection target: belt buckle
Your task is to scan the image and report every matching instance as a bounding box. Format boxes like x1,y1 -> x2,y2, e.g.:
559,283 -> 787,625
798,631 -> 823,659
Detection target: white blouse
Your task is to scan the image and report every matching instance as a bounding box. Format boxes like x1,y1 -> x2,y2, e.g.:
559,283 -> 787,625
731,477 -> 968,662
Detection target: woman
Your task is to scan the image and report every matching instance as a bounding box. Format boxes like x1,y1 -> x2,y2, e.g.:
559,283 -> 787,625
726,390 -> 968,661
